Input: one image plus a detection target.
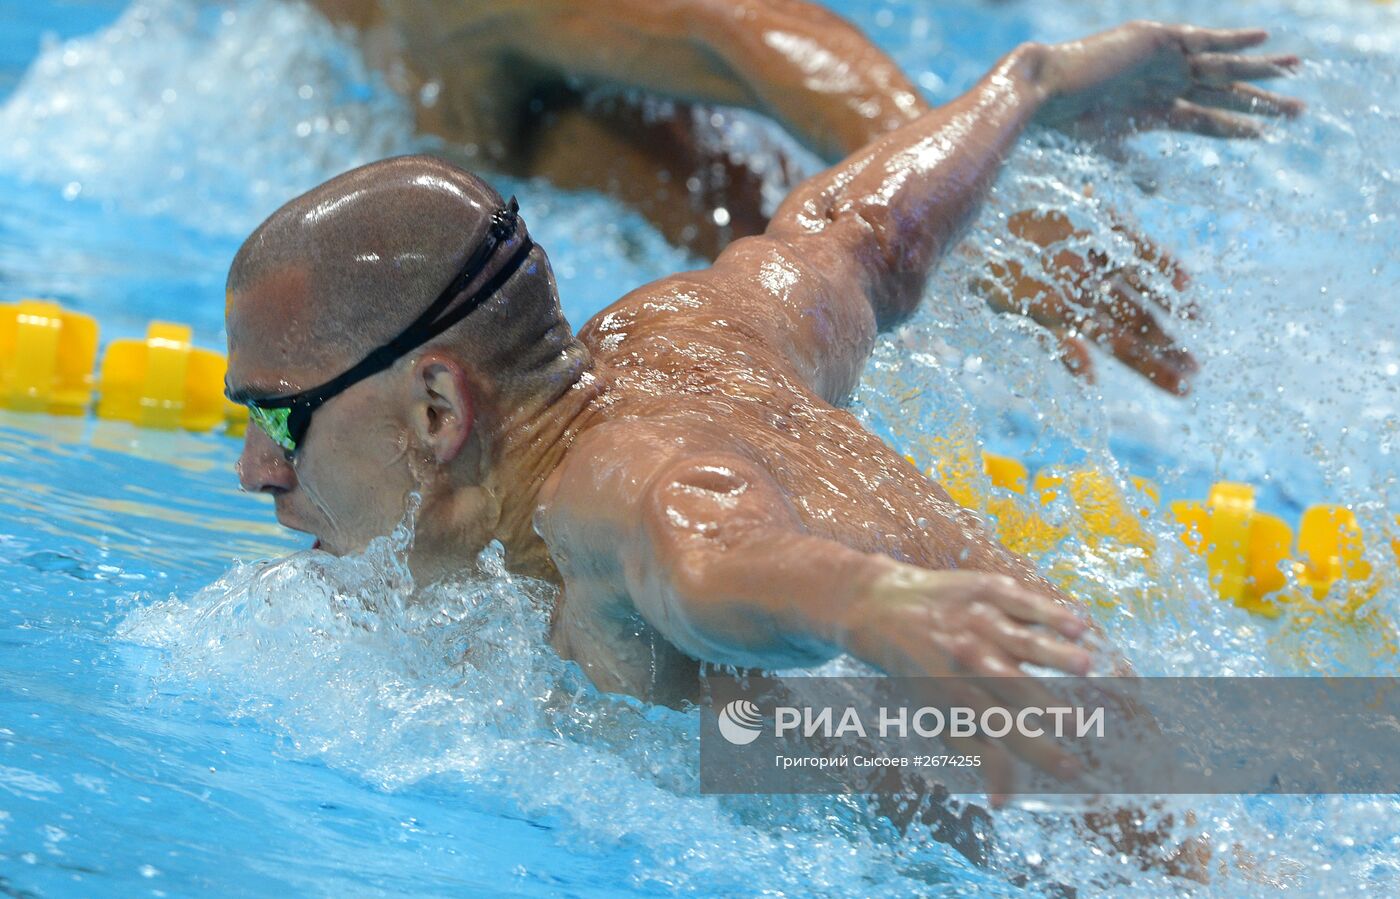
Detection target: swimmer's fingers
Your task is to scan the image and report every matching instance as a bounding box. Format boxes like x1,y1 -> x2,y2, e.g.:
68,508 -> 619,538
976,742 -> 1016,808
934,733 -> 1016,807
1187,83 -> 1305,118
1007,199 -> 1193,312
938,612 -> 1086,685
1104,217 -> 1193,299
977,254 -> 1082,328
968,611 -> 1094,678
978,576 -> 1089,640
973,257 -> 1036,317
1190,52 -> 1301,86
976,259 -> 1090,349
974,261 -> 1104,386
1176,26 -> 1269,54
1084,275 -> 1200,394
1043,244 -> 1201,393
1163,98 -> 1266,139
1108,332 -> 1197,396
1007,208 -> 1077,246
1049,327 -> 1096,384
1115,256 -> 1196,319
1010,204 -> 1195,316
975,249 -> 1196,394
951,628 -> 1081,688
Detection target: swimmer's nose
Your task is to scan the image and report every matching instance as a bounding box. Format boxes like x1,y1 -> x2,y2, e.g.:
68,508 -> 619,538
236,424 -> 297,494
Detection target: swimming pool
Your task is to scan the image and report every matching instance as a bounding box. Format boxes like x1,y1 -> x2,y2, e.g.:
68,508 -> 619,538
1,0 -> 1397,894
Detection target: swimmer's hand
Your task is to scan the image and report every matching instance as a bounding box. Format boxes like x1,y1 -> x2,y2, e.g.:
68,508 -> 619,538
973,22 -> 1303,394
973,204 -> 1199,394
1032,21 -> 1303,139
837,564 -> 1093,806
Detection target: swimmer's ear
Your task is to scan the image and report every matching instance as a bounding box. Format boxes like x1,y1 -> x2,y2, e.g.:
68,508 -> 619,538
409,353 -> 474,465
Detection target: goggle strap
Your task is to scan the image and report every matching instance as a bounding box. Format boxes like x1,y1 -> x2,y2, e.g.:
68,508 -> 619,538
392,197 -> 521,347
247,197 -> 526,413
312,233 -> 534,400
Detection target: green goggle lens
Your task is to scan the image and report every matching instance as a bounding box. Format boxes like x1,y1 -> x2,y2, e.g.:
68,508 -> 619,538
248,405 -> 296,453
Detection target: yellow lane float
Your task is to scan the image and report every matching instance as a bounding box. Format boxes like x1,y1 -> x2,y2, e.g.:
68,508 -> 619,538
98,321 -> 246,433
912,440 -> 1395,625
0,299 -> 99,415
1169,484 -> 1383,623
1,299 -> 247,435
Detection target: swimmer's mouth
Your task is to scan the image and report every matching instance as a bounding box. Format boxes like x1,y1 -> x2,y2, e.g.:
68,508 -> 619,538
312,538 -> 322,551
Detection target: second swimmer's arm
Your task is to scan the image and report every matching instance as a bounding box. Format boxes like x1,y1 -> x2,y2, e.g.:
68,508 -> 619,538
480,0 -> 929,162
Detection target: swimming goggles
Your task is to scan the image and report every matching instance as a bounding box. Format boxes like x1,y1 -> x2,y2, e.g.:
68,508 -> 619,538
229,196 -> 532,458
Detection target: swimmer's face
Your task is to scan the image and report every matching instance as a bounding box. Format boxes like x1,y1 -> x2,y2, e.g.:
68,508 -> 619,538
226,274 -> 418,556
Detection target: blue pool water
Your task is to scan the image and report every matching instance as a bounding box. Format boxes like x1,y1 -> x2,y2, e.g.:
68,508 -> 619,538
1,0 -> 1397,895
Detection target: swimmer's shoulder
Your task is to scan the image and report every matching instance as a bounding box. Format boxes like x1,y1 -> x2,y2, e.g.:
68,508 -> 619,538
538,410 -> 746,551
575,255 -> 806,378
576,271 -> 722,345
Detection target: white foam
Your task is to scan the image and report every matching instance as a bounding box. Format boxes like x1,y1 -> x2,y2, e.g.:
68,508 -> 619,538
0,0 -> 418,235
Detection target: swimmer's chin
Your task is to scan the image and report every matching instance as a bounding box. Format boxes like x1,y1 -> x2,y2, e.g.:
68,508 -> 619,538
309,537 -> 348,556
273,510 -> 329,553
276,520 -> 331,554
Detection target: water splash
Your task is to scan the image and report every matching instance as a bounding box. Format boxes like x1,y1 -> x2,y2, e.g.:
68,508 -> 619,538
0,0 -> 418,236
118,512 -> 1012,895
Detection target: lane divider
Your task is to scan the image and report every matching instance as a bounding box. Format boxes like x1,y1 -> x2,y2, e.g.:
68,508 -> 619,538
3,299 -> 1394,619
914,441 -> 1397,623
0,299 -> 246,435
99,321 -> 241,432
1,299 -> 99,415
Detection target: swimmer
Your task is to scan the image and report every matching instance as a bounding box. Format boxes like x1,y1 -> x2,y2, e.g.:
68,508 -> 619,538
226,18 -> 1299,875
315,0 -> 1203,393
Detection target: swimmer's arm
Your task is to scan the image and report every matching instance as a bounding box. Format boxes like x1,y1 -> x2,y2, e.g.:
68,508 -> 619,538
541,432 -> 1088,677
474,0 -> 928,162
692,41 -> 1053,401
759,40 -> 1053,332
705,23 -> 1297,397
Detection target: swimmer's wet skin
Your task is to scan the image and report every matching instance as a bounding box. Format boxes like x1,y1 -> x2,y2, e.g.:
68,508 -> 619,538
318,0 -> 1235,394
225,19 -> 1300,880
